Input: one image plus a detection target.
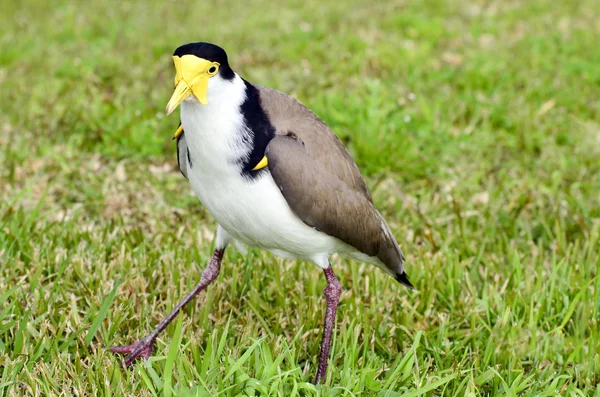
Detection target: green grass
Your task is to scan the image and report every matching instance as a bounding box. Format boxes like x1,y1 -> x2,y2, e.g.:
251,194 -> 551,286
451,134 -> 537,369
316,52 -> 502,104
1,0 -> 600,395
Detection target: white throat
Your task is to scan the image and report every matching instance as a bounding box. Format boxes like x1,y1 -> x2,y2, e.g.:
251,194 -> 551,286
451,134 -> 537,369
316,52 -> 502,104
179,74 -> 250,175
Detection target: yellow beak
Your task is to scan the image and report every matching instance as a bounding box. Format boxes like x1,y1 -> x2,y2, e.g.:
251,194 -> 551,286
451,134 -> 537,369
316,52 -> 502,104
165,55 -> 212,115
165,80 -> 192,115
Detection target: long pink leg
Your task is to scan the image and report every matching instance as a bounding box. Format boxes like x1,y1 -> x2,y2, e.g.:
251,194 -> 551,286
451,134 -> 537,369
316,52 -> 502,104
314,267 -> 342,384
109,248 -> 224,367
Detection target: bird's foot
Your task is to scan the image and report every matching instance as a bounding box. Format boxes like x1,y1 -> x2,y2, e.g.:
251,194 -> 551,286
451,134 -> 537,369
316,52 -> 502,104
109,336 -> 156,367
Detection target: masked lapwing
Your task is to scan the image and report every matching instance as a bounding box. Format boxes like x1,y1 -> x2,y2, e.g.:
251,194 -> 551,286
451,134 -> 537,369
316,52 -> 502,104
110,42 -> 413,384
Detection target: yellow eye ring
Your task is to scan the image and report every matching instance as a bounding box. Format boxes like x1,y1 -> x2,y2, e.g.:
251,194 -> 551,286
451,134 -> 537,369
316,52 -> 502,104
207,63 -> 220,76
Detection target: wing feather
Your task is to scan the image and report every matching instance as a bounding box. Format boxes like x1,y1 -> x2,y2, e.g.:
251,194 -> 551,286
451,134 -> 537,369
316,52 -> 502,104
257,86 -> 372,201
266,134 -> 406,278
176,127 -> 189,179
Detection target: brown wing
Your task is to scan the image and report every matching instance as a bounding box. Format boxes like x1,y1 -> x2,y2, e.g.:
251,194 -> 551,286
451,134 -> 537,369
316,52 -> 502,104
257,86 -> 373,202
258,86 -> 411,286
265,134 -> 407,282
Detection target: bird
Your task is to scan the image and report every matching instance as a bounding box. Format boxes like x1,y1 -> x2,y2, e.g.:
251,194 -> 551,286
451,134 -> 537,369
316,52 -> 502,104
109,42 -> 413,384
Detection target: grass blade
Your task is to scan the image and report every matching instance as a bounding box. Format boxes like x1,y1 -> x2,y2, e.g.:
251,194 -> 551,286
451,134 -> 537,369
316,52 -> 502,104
164,314 -> 184,397
85,280 -> 121,346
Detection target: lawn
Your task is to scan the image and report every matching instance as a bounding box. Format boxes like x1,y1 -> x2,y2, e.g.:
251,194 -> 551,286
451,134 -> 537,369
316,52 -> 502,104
1,0 -> 600,395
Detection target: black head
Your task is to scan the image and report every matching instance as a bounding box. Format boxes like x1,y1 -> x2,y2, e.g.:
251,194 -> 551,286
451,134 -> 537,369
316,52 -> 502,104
173,42 -> 235,80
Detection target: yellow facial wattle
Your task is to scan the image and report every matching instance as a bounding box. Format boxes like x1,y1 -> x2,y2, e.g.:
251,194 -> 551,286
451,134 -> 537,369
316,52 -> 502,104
165,55 -> 220,115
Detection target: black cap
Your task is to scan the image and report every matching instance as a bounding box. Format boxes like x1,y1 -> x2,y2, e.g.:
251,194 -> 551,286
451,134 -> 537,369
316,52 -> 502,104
173,42 -> 234,80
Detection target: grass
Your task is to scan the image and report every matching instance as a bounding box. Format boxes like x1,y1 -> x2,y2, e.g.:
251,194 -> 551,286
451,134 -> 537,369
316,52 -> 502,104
1,0 -> 600,395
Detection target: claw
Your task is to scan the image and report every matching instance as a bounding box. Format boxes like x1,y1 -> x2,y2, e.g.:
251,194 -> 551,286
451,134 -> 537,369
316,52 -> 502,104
109,337 -> 155,367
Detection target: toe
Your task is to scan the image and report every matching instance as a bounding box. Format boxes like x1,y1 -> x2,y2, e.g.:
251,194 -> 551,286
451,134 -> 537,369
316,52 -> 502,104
140,345 -> 154,360
109,344 -> 138,354
117,339 -> 156,367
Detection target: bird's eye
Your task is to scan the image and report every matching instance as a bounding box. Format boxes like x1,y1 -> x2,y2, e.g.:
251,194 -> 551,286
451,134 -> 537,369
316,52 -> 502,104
207,64 -> 219,76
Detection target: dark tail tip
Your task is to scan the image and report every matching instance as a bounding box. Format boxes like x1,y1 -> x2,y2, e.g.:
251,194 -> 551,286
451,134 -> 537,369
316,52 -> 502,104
395,272 -> 415,289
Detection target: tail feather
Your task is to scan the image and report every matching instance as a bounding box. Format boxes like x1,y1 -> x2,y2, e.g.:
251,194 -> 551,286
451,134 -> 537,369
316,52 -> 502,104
395,272 -> 415,289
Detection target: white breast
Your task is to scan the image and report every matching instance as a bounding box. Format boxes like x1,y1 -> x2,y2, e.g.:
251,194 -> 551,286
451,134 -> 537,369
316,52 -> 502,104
188,168 -> 345,261
179,75 -> 348,265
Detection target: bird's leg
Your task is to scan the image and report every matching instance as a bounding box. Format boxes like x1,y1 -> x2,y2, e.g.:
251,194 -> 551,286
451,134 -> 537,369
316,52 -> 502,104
109,248 -> 225,367
314,267 -> 342,384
